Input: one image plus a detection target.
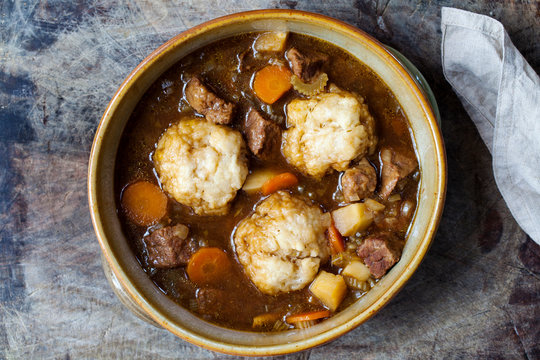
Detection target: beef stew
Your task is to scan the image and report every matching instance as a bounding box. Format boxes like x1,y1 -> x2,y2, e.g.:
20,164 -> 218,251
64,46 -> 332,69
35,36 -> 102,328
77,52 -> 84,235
115,32 -> 419,331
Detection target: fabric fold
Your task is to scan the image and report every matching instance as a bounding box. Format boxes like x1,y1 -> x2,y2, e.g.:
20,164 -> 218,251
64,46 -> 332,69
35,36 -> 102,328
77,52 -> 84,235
441,7 -> 540,244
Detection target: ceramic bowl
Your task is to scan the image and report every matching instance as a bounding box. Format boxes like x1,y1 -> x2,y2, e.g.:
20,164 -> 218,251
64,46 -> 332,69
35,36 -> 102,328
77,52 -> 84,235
88,9 -> 446,356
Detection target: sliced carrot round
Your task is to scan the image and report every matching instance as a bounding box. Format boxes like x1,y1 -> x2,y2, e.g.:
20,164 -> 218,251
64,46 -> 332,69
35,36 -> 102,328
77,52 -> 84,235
286,309 -> 331,324
252,65 -> 292,104
121,181 -> 168,226
261,172 -> 299,195
187,247 -> 232,286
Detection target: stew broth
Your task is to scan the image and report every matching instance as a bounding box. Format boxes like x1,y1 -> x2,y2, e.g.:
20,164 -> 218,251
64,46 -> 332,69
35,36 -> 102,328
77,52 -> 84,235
115,32 -> 419,331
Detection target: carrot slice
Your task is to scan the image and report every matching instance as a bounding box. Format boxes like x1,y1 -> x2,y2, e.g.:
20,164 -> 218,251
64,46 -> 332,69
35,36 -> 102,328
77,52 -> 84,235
286,310 -> 331,324
261,172 -> 299,195
187,247 -> 231,286
252,65 -> 292,104
121,181 -> 168,226
327,223 -> 345,254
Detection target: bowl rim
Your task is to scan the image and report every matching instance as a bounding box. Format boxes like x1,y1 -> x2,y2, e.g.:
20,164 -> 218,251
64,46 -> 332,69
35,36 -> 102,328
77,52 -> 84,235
88,8 -> 446,356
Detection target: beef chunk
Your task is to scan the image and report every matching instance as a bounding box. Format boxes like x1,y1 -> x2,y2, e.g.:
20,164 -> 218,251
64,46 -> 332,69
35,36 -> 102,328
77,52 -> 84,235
244,108 -> 281,159
144,224 -> 196,268
196,288 -> 242,320
341,158 -> 377,202
185,77 -> 234,124
286,47 -> 329,83
380,147 -> 418,200
357,233 -> 402,278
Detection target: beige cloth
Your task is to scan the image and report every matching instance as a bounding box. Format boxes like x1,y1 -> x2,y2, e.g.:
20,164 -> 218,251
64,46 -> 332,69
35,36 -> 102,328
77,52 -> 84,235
441,7 -> 540,244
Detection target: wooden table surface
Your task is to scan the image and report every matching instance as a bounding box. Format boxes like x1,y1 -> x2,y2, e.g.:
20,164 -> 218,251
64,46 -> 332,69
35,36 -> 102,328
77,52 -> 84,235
1,1 -> 539,359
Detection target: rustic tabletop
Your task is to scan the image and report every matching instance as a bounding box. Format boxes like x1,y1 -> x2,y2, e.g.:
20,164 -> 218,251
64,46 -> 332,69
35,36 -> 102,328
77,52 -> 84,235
1,0 -> 539,359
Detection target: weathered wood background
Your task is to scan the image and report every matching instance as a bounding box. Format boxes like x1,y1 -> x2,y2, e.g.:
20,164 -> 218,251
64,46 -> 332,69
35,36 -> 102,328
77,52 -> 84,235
1,0 -> 539,359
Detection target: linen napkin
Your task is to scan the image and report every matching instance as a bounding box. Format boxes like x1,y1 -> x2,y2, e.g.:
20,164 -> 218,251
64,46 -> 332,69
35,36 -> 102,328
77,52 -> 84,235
441,7 -> 540,245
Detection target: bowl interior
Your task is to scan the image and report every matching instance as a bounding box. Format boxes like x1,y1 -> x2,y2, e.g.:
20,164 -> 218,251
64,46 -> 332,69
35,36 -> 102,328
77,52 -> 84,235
89,10 -> 445,355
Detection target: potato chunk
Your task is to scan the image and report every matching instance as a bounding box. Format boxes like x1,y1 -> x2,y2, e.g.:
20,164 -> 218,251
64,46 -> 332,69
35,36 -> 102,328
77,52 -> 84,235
242,169 -> 280,194
309,271 -> 347,311
342,260 -> 371,282
331,203 -> 373,236
254,32 -> 288,52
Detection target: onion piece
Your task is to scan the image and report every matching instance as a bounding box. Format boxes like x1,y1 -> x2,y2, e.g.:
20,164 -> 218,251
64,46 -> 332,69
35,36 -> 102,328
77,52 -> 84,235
401,200 -> 415,218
